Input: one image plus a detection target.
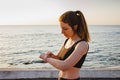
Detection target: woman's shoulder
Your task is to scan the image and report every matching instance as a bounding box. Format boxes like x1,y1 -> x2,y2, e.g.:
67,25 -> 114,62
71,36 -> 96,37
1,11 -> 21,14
74,39 -> 88,46
75,40 -> 89,49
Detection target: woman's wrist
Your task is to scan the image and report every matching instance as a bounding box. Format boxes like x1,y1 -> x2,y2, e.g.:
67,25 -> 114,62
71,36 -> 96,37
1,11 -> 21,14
44,55 -> 50,62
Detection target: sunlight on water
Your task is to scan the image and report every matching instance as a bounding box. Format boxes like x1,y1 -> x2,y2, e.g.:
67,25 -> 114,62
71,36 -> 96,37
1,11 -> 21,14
0,25 -> 120,69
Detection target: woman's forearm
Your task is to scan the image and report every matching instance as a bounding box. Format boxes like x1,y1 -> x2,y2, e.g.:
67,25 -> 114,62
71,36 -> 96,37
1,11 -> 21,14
40,53 -> 68,71
47,57 -> 68,71
51,55 -> 60,59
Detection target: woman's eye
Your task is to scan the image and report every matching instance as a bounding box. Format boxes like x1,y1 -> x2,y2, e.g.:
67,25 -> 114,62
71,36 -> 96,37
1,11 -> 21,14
63,28 -> 68,30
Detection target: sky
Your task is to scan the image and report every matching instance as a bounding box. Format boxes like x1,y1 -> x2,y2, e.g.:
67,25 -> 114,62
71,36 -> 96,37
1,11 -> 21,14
0,0 -> 120,25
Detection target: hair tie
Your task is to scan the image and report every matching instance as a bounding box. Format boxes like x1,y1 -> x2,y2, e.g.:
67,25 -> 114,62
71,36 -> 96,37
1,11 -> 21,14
75,11 -> 80,16
76,13 -> 80,16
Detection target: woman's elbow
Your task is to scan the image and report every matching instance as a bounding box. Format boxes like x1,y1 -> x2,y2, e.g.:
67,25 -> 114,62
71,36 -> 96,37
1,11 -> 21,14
58,63 -> 71,71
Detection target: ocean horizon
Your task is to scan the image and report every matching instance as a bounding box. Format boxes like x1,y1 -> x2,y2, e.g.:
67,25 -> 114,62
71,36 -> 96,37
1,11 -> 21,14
0,25 -> 120,69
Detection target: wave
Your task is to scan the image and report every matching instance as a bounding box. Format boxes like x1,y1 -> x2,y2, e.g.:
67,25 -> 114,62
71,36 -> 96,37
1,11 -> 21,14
12,50 -> 43,55
8,59 -> 46,65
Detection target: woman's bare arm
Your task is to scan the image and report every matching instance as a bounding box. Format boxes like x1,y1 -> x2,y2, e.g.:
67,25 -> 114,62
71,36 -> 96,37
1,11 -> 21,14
46,41 -> 88,71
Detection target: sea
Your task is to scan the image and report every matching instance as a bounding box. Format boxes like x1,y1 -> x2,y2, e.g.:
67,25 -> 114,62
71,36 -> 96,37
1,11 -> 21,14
0,25 -> 120,69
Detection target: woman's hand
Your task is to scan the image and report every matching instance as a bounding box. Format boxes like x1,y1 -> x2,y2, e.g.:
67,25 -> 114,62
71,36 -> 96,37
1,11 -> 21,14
46,52 -> 60,59
39,53 -> 48,62
40,51 -> 60,62
39,52 -> 53,62
46,52 -> 55,58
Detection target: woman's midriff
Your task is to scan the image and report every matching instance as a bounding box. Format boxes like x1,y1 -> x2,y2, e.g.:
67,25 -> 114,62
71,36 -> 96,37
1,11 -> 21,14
59,67 -> 80,79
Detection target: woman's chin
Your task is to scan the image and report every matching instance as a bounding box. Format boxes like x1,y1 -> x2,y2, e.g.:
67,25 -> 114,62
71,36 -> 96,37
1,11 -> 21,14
64,35 -> 68,38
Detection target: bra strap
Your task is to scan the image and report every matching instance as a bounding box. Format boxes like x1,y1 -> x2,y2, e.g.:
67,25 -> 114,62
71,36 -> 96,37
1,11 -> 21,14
64,38 -> 68,45
74,39 -> 84,46
73,39 -> 89,51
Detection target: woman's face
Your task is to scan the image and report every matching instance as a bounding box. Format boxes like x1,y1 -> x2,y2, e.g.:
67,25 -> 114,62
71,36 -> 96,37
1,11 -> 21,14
60,22 -> 75,38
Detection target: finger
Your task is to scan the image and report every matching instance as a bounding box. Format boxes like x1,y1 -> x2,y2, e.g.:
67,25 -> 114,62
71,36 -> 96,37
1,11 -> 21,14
39,53 -> 45,58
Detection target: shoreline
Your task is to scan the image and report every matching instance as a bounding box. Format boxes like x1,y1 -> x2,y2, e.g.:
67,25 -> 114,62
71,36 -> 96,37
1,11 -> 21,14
0,68 -> 120,80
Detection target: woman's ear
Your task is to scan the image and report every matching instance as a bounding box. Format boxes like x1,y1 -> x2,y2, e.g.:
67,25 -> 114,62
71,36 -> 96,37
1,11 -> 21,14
73,25 -> 78,31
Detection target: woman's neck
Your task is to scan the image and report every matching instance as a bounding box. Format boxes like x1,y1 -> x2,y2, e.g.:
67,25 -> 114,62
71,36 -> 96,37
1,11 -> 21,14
65,36 -> 81,49
70,34 -> 81,42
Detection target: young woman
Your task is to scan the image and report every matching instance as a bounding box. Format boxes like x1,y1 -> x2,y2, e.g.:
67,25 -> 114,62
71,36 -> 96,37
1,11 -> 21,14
40,10 -> 90,80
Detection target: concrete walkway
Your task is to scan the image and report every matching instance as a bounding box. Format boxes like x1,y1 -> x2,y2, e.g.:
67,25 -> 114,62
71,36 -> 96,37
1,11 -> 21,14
0,68 -> 120,80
